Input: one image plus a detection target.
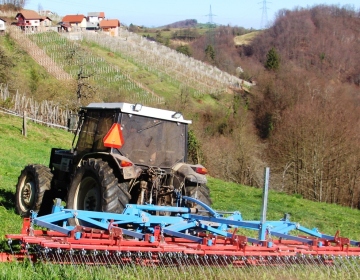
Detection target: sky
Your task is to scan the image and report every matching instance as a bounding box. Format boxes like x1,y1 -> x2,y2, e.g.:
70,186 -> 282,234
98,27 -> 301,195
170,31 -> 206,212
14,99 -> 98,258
24,0 -> 360,29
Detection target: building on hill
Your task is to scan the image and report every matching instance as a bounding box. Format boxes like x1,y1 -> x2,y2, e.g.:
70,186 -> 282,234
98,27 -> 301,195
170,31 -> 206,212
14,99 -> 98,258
40,16 -> 52,27
0,18 -> 6,34
61,14 -> 86,31
86,12 -> 105,31
99,19 -> 120,36
15,9 -> 42,31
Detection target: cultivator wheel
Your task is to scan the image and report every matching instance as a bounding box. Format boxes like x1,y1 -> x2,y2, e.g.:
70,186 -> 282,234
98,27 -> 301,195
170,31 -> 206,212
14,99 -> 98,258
15,164 -> 53,217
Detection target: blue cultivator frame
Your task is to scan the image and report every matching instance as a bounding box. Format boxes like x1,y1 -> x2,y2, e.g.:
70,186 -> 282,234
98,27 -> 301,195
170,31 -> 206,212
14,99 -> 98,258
31,193 -> 359,248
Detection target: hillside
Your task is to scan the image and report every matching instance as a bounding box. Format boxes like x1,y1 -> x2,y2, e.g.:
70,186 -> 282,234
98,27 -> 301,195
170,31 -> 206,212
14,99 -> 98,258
2,4 -> 360,212
162,19 -> 198,28
0,113 -> 360,244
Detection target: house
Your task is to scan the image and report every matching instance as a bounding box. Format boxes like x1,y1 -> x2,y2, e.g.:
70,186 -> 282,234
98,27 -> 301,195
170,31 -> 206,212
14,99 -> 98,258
0,18 -> 6,34
99,19 -> 120,36
86,12 -> 105,31
40,16 -> 52,27
15,9 -> 42,31
62,15 -> 87,31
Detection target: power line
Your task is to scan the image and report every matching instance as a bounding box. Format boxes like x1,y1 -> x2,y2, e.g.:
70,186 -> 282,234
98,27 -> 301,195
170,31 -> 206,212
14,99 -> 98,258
260,0 -> 270,29
205,5 -> 216,24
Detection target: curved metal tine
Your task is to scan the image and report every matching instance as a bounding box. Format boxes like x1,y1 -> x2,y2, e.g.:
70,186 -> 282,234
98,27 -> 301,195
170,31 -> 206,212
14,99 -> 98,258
318,255 -> 333,278
114,252 -> 130,279
127,253 -> 140,279
137,252 -> 151,279
24,243 -> 35,268
337,256 -> 351,277
145,252 -> 160,280
200,255 -> 215,278
282,255 -> 297,275
193,254 -> 206,276
68,249 -> 80,272
219,255 -> 237,279
344,256 -> 358,278
209,255 -> 226,279
351,256 -> 360,272
43,248 -> 56,274
164,252 -> 179,278
173,252 -> 187,276
181,253 -> 196,278
156,253 -> 171,279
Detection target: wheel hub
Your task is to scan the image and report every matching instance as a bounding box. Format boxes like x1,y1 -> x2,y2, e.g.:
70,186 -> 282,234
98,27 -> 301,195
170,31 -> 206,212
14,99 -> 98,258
84,188 -> 99,211
21,181 -> 35,208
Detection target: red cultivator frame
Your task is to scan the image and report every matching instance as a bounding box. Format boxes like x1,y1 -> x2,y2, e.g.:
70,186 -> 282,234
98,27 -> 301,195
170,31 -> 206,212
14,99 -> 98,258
2,169 -> 360,279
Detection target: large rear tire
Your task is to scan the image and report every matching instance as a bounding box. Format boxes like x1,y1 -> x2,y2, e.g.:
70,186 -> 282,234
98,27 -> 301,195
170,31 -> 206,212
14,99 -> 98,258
186,184 -> 212,215
16,164 -> 53,217
67,158 -> 130,225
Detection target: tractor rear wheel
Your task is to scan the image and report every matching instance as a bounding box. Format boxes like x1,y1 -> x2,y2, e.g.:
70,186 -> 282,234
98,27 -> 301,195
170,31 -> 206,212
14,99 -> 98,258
186,184 -> 212,215
15,164 -> 53,217
67,158 -> 130,225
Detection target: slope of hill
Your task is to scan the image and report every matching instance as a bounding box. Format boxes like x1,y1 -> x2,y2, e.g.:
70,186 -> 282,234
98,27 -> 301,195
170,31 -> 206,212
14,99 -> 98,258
0,113 -> 359,245
162,19 -> 198,28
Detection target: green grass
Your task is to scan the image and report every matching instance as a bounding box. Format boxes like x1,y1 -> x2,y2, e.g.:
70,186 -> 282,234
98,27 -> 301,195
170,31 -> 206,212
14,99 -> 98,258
0,113 -> 72,246
209,177 -> 360,240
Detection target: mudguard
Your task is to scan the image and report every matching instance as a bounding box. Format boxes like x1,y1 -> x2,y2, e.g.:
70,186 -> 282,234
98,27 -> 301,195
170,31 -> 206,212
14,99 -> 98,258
172,163 -> 207,184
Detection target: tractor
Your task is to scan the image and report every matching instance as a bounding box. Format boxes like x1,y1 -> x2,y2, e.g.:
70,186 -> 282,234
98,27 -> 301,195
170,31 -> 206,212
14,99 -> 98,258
15,103 -> 211,220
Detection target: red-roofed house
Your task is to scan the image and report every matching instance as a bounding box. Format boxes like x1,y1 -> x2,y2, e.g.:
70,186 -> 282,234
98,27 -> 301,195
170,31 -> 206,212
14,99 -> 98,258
62,15 -> 86,31
15,9 -> 42,30
99,19 -> 120,36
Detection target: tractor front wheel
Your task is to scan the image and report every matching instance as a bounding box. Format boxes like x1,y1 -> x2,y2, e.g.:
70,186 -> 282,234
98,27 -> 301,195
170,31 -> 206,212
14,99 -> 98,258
67,158 -> 130,225
15,164 -> 53,217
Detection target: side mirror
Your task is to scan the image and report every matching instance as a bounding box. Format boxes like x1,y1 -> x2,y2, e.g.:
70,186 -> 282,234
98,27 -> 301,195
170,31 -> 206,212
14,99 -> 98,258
67,114 -> 78,133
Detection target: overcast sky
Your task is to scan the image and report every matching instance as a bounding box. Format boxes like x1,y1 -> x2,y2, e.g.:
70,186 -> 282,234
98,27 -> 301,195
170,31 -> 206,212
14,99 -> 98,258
25,0 -> 359,29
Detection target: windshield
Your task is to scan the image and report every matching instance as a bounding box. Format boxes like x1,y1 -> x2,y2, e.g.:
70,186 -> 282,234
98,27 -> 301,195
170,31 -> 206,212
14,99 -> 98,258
119,114 -> 186,168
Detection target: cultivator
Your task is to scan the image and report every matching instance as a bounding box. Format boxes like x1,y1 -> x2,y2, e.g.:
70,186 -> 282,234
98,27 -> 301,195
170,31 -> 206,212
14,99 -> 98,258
2,171 -> 360,279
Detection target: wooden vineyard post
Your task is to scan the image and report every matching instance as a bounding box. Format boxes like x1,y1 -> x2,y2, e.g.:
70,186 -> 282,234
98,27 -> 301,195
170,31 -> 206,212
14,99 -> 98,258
22,111 -> 27,137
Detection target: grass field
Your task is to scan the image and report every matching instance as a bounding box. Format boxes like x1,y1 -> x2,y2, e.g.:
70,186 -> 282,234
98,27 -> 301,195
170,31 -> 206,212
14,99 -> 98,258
1,113 -> 360,279
234,31 -> 261,45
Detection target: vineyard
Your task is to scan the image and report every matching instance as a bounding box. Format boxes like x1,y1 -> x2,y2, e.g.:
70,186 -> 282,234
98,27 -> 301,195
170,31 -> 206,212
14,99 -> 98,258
7,25 -> 250,106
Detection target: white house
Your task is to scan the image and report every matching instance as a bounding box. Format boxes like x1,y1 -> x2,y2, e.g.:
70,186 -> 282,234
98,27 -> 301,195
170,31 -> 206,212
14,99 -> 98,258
86,12 -> 105,31
0,18 -> 6,34
15,10 -> 42,31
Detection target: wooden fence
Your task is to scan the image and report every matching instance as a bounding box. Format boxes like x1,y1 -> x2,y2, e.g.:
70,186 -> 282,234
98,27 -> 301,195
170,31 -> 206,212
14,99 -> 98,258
0,84 -> 72,129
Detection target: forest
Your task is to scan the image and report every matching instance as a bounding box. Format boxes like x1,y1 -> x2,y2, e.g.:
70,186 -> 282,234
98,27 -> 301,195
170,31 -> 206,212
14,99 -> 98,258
188,5 -> 360,209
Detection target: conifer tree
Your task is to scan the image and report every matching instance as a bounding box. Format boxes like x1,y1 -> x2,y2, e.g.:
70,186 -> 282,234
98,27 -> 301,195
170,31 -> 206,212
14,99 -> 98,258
265,47 -> 280,70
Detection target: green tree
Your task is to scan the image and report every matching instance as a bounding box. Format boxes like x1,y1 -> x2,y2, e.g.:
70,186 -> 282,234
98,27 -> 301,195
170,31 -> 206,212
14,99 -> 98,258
265,47 -> 280,70
205,44 -> 215,63
176,45 -> 192,57
156,32 -> 164,44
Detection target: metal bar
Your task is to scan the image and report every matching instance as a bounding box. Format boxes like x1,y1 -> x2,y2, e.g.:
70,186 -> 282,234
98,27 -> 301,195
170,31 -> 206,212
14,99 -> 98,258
270,224 -> 297,234
120,228 -> 145,239
297,225 -> 322,238
259,167 -> 270,241
183,196 -> 218,217
270,232 -> 314,244
132,204 -> 196,213
321,234 -> 360,246
188,214 -> 260,230
164,221 -> 197,232
163,229 -> 203,243
34,220 -> 72,235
